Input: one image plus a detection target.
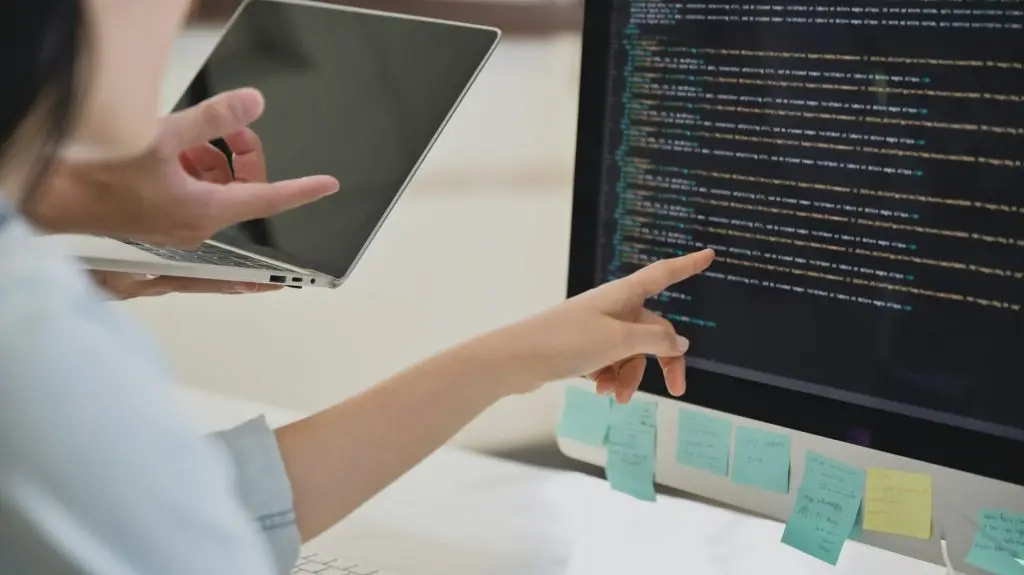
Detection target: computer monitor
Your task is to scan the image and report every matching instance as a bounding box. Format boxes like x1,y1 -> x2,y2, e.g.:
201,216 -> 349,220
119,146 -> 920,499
558,1 -> 1024,571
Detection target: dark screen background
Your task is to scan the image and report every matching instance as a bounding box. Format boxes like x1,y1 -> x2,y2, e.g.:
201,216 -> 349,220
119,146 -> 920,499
598,0 -> 1024,440
177,0 -> 497,278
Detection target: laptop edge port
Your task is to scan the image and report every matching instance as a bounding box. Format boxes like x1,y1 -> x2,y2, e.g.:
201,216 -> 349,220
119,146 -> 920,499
269,275 -> 286,284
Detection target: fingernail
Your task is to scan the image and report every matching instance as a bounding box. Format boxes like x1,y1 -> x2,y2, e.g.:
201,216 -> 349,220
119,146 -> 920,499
677,335 -> 690,354
317,178 -> 341,196
230,284 -> 258,293
130,274 -> 159,281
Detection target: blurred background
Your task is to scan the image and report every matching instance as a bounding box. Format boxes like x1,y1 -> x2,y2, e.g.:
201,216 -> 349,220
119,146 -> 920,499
127,0 -> 588,468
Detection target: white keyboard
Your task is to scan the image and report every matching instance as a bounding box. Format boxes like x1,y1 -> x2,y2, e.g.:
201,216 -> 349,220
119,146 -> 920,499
291,552 -> 401,575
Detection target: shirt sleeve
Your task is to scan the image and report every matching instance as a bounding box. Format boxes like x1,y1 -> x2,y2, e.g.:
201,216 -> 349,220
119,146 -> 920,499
0,217 -> 285,575
211,417 -> 302,574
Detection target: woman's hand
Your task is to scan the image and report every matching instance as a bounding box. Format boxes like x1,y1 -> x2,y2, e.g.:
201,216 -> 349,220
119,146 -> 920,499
479,249 -> 715,403
75,92 -> 312,300
273,249 -> 714,538
27,88 -> 338,246
90,271 -> 282,300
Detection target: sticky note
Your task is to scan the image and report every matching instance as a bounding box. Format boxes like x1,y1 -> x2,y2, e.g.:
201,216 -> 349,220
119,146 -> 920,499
556,387 -> 612,445
607,444 -> 657,501
732,426 -> 791,493
610,398 -> 658,428
675,408 -> 732,476
605,424 -> 657,501
606,424 -> 657,452
604,404 -> 658,502
965,509 -> 1024,575
862,468 -> 932,539
781,451 -> 865,566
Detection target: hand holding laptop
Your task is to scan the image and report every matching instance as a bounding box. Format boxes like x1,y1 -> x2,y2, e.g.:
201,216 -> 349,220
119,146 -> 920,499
88,269 -> 283,299
25,87 -> 339,246
26,87 -> 339,298
68,2 -> 501,290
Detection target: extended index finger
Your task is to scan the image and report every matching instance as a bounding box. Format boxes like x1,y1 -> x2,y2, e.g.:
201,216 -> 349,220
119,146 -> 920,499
216,176 -> 340,223
631,249 -> 715,296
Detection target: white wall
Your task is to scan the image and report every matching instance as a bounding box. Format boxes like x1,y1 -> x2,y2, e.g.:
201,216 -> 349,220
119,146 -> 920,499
122,26 -> 583,450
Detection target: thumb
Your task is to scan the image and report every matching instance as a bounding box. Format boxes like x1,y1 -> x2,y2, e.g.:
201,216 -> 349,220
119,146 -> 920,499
159,88 -> 265,153
624,322 -> 690,358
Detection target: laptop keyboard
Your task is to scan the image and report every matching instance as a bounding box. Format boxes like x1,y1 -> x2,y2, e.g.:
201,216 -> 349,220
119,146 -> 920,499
124,240 -> 292,271
292,553 -> 401,575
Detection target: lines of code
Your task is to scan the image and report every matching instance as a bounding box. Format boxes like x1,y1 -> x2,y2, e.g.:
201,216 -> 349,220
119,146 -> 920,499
598,0 -> 1024,437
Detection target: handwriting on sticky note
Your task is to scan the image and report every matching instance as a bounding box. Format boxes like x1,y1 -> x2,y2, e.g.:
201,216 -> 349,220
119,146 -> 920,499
966,509 -> 1024,575
675,408 -> 732,476
861,468 -> 932,540
556,387 -> 612,446
781,452 -> 865,566
607,444 -> 657,501
606,425 -> 657,452
732,426 -> 790,494
605,401 -> 657,502
610,398 -> 658,428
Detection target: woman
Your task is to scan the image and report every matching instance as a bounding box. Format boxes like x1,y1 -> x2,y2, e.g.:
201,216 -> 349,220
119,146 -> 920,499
0,1 -> 713,573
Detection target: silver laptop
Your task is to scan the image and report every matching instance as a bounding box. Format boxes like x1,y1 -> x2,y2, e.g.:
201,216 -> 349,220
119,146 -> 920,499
73,0 -> 500,289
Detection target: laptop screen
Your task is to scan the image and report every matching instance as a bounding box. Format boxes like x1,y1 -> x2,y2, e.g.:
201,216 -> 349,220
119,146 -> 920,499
176,0 -> 498,279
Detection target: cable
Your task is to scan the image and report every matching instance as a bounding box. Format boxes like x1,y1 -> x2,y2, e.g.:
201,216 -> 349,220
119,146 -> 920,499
940,536 -> 958,575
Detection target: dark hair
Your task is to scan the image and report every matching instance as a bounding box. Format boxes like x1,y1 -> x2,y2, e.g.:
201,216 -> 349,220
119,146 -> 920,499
0,0 -> 85,196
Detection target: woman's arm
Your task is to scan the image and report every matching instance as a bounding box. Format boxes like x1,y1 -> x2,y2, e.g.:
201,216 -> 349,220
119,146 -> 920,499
275,250 -> 711,541
275,329 -> 527,540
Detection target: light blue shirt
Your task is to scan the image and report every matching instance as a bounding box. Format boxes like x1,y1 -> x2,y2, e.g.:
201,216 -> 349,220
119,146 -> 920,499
0,204 -> 301,574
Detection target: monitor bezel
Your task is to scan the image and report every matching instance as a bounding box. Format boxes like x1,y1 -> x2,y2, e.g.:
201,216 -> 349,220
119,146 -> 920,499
567,0 -> 1023,488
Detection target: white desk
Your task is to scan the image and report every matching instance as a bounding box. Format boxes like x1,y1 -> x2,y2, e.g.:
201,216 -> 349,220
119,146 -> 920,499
180,386 -> 948,575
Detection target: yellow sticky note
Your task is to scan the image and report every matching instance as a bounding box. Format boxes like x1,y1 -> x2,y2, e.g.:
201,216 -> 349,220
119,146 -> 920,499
862,468 -> 932,539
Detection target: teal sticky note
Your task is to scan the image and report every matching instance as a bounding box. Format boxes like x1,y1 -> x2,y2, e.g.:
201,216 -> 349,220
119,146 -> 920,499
675,408 -> 732,476
965,509 -> 1024,575
606,425 -> 657,452
605,425 -> 657,501
610,398 -> 658,428
603,398 -> 658,501
732,426 -> 791,493
781,451 -> 865,566
556,387 -> 612,445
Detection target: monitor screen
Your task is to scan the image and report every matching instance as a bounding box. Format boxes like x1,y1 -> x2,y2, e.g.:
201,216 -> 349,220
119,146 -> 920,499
176,0 -> 498,278
570,0 -> 1024,485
